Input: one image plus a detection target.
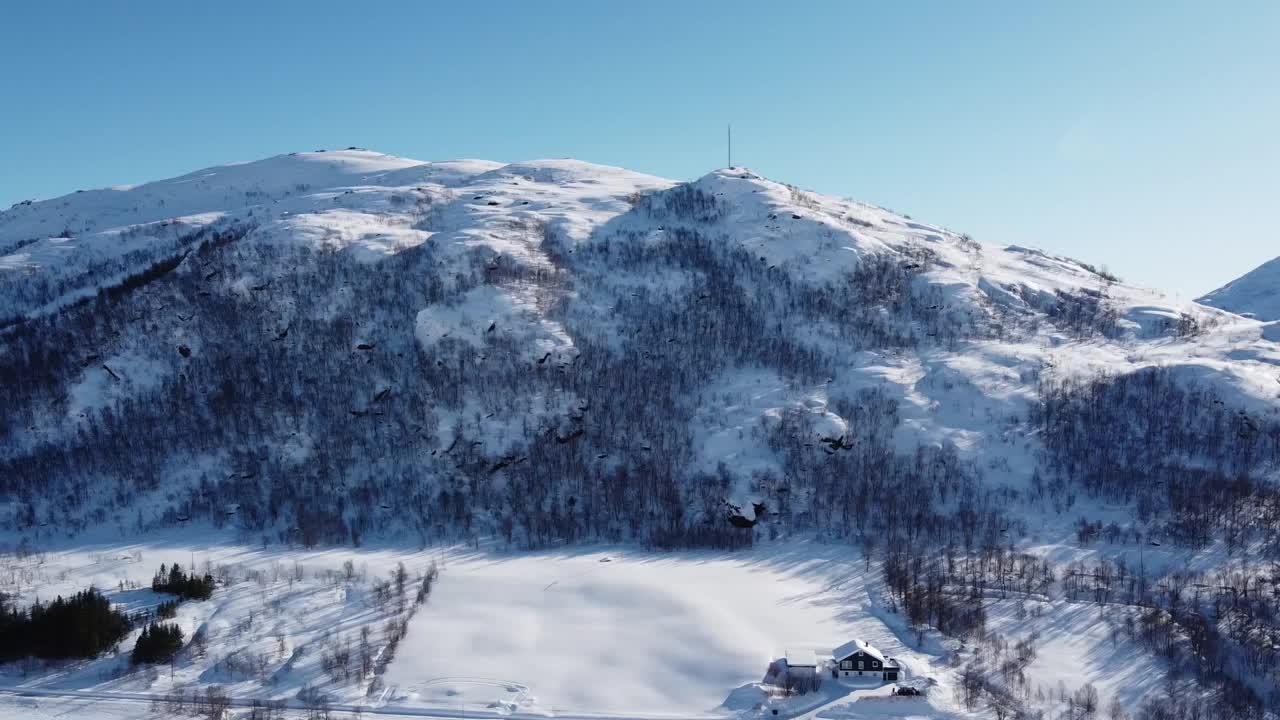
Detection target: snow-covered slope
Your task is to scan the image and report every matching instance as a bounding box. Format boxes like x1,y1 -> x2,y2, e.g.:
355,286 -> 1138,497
0,151 -> 503,321
1198,255 -> 1280,321
2,148 -> 1277,541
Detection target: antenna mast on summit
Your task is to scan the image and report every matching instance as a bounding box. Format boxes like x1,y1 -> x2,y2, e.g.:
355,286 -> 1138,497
727,124 -> 732,168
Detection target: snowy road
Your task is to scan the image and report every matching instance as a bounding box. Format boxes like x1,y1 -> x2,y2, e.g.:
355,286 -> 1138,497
0,686 -> 724,720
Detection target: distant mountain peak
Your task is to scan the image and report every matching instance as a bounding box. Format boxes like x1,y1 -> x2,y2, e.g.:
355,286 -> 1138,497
1198,255 -> 1280,320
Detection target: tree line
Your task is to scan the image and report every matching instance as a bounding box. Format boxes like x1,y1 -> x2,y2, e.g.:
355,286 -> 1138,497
0,587 -> 130,661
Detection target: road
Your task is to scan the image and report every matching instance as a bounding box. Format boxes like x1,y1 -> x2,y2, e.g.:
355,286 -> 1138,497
0,685 -> 725,720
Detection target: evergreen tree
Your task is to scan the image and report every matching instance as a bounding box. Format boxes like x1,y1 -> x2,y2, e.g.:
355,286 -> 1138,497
151,563 -> 214,600
0,588 -> 130,661
131,621 -> 184,665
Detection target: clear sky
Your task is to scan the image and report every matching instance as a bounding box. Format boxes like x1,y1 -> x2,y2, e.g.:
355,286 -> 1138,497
2,1 -> 1276,297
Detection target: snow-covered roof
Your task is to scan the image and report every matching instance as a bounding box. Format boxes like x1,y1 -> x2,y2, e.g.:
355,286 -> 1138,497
832,639 -> 885,663
784,649 -> 818,667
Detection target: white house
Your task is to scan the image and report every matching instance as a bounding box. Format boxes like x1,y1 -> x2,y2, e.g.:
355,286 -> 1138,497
831,639 -> 900,682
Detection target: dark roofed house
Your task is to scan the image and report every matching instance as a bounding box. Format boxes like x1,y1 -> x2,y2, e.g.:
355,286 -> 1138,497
831,639 -> 900,683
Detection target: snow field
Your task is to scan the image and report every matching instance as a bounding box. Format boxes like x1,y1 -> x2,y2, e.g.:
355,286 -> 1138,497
983,598 -> 1166,712
384,544 -> 928,716
0,534 -> 1191,720
0,535 -> 441,712
2,538 -> 951,718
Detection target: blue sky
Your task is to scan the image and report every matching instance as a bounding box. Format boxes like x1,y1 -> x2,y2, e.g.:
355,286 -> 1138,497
2,1 -> 1276,296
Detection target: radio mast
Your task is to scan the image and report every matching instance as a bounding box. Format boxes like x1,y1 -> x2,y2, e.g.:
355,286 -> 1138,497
727,124 -> 732,168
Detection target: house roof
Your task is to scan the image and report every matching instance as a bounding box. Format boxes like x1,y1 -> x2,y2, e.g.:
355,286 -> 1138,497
832,638 -> 886,663
784,649 -> 818,667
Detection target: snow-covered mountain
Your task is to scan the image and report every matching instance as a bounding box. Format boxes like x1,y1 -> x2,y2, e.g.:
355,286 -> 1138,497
1199,255 -> 1280,322
5,148 -> 1280,716
2,148 -> 1278,547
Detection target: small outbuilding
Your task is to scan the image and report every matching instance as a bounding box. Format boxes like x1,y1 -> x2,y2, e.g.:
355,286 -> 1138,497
765,649 -> 822,694
784,649 -> 818,672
